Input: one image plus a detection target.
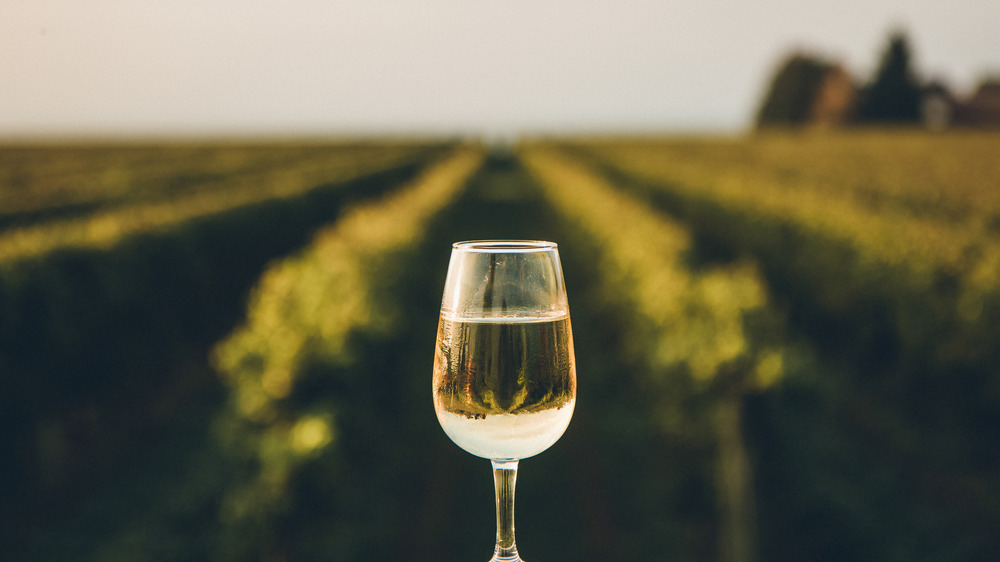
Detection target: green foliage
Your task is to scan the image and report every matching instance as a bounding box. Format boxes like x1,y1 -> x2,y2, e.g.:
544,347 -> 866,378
208,147 -> 483,559
0,142 -> 452,557
569,132 -> 1000,375
0,143 -> 435,262
568,131 -> 1000,560
524,145 -> 787,561
523,146 -> 784,396
6,133 -> 1000,562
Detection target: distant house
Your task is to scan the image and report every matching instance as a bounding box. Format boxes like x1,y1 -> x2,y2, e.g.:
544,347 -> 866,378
922,78 -> 1000,130
956,79 -> 1000,128
921,81 -> 956,130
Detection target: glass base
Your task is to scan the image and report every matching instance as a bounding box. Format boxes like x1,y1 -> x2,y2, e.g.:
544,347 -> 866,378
490,549 -> 522,562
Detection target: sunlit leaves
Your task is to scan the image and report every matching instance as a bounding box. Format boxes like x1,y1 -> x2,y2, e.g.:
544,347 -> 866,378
522,146 -> 781,392
210,146 -> 483,528
575,131 -> 1000,370
0,144 -> 428,263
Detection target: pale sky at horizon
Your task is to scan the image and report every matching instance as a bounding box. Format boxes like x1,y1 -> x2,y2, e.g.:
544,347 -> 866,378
2,0 -> 998,138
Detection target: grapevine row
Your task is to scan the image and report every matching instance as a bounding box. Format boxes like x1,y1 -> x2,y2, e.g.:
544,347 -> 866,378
522,145 -> 782,391
0,143 -> 438,262
0,142 -> 442,229
558,134 -> 1000,560
208,146 -> 483,547
567,134 -> 1000,375
521,144 -> 785,561
0,143 -> 454,533
581,132 -> 1000,228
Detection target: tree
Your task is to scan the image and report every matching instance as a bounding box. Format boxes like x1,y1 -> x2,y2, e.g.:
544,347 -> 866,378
857,30 -> 923,123
755,53 -> 831,128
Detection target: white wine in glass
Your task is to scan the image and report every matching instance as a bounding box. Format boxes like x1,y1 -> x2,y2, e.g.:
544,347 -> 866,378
433,240 -> 577,562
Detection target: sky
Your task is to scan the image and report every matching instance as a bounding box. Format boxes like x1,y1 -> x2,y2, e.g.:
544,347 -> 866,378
2,0 -> 998,138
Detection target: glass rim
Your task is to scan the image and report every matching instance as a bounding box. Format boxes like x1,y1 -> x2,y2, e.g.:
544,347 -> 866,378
452,239 -> 557,253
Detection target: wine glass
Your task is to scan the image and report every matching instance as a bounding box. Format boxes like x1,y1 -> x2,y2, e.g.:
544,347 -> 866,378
432,240 -> 577,562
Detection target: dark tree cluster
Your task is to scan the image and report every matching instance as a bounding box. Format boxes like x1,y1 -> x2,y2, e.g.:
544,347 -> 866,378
856,32 -> 923,122
756,30 -> 925,128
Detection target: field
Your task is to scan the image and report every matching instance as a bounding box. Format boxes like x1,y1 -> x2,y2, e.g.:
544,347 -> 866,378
2,131 -> 998,561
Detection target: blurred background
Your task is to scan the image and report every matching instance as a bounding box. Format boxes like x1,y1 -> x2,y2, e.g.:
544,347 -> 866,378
4,0 -> 998,137
2,1 -> 999,561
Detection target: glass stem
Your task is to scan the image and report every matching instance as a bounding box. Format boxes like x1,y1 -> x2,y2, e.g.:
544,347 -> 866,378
491,459 -> 521,561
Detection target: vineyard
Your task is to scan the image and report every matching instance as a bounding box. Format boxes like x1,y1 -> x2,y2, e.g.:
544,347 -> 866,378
2,131 -> 998,561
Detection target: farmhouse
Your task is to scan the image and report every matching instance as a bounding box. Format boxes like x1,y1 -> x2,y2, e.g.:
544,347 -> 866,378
955,80 -> 1000,128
